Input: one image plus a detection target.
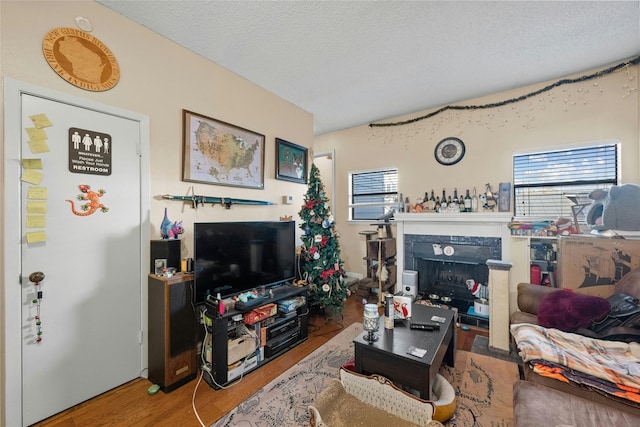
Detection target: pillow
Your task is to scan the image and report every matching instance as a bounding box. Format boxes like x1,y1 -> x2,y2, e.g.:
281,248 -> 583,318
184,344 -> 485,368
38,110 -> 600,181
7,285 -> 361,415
537,290 -> 610,333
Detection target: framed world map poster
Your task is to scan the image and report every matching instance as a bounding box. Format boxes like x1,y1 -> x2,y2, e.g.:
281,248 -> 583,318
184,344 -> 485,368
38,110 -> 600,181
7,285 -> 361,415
182,110 -> 265,189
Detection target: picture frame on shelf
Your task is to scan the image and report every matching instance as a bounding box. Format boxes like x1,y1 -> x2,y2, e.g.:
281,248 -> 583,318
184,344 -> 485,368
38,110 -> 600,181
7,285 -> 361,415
154,259 -> 167,276
275,138 -> 308,184
182,109 -> 265,189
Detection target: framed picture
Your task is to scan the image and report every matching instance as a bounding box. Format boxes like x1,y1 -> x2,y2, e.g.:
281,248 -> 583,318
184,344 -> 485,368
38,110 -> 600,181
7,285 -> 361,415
182,109 -> 265,189
276,138 -> 308,184
154,259 -> 167,276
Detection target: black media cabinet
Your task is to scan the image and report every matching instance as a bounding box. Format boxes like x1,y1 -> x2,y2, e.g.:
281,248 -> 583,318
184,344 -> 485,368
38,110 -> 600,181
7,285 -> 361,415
200,284 -> 308,389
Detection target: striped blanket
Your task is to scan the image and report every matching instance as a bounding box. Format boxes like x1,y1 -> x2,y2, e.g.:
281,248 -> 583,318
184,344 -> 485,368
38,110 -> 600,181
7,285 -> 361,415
511,323 -> 640,402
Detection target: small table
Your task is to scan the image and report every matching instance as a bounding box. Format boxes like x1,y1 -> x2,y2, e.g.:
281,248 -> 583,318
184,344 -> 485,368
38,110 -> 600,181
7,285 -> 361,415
353,303 -> 456,400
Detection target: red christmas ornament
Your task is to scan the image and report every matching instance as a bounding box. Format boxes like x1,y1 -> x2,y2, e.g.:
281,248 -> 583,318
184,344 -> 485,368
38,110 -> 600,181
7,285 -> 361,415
320,267 -> 336,281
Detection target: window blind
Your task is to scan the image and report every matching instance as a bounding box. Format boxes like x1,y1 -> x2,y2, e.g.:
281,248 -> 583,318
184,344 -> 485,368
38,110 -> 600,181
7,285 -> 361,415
349,168 -> 398,220
513,144 -> 618,218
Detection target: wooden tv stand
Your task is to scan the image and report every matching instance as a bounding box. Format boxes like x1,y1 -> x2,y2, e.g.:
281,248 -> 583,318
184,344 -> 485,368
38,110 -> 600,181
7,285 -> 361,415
200,284 -> 308,389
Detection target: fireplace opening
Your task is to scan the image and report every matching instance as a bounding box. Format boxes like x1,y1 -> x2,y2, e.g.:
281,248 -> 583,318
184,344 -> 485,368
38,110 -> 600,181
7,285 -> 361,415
405,234 -> 501,313
415,259 -> 488,312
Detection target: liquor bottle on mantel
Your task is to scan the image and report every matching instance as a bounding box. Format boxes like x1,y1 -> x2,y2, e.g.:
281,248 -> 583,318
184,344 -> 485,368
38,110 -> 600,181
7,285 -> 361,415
471,187 -> 479,212
435,196 -> 441,212
440,189 -> 447,210
464,189 -> 472,212
430,190 -> 436,202
458,191 -> 465,212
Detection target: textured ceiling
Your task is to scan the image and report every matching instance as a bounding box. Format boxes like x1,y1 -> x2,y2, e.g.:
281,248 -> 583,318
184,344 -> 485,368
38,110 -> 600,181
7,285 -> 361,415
98,1 -> 640,135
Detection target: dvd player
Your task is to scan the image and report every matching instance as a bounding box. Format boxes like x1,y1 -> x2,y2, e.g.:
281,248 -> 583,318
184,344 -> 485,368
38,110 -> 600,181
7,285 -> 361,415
265,327 -> 300,358
266,318 -> 298,340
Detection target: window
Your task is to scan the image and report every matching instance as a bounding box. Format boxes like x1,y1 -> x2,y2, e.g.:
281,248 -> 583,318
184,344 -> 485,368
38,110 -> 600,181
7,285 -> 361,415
513,143 -> 619,220
349,168 -> 398,220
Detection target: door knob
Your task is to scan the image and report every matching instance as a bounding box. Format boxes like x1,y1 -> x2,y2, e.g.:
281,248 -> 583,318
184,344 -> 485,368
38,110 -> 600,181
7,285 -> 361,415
29,272 -> 45,283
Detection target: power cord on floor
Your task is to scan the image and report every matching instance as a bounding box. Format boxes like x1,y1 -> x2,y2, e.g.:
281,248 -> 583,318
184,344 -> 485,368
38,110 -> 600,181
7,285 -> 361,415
191,308 -> 261,426
191,370 -> 207,427
308,322 -> 345,337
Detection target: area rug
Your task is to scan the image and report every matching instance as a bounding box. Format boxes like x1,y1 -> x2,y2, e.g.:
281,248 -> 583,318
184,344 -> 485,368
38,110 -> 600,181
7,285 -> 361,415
212,323 -> 519,427
440,351 -> 519,427
212,323 -> 363,427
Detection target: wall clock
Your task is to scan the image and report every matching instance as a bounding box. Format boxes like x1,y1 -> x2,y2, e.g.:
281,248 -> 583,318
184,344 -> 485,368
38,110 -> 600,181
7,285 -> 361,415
434,137 -> 465,166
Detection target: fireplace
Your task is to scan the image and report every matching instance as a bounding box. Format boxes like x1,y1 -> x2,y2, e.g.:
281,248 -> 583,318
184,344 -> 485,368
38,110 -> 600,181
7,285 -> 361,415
393,212 -> 512,306
393,213 -> 513,350
406,234 -> 501,312
394,213 -> 512,281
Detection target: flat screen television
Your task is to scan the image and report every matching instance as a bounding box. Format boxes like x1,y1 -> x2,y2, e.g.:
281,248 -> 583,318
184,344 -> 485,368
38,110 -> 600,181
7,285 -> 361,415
193,221 -> 296,304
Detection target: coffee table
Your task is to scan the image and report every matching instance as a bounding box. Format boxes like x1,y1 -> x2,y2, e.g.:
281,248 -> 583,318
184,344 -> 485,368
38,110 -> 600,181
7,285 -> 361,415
353,303 -> 456,400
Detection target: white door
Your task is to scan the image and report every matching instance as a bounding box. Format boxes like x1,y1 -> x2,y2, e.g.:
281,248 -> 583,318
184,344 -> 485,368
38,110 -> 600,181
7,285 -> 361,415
4,82 -> 148,426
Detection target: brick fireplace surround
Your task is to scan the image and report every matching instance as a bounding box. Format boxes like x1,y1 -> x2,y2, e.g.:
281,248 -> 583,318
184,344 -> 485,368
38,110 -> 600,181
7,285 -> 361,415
393,212 -> 513,351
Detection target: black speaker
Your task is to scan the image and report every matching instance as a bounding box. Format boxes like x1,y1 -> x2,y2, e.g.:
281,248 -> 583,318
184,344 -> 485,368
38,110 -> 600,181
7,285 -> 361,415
148,273 -> 197,392
150,239 -> 181,273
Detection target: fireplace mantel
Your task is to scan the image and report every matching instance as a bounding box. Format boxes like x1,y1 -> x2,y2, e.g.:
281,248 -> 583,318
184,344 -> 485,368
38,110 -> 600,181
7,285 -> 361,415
393,212 -> 513,291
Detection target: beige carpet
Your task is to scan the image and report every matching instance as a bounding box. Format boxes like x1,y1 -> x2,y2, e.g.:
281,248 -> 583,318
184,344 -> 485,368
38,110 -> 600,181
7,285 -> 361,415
440,351 -> 519,426
212,323 -> 519,427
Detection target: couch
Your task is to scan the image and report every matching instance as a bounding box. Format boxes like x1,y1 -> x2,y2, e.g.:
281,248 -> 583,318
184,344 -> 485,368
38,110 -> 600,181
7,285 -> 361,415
308,368 -> 448,427
513,380 -> 640,427
510,272 -> 640,416
510,268 -> 640,330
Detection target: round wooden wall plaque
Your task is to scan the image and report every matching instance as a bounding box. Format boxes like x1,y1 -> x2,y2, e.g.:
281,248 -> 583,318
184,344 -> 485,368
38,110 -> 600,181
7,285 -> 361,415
42,27 -> 120,92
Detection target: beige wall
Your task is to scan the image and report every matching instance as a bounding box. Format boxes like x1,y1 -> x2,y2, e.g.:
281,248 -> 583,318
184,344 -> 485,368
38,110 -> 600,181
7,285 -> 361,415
1,0 -> 639,420
0,1 -> 312,418
314,62 -> 640,277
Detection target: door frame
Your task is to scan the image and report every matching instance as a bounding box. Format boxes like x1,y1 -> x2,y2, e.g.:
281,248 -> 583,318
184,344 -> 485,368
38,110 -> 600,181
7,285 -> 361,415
3,78 -> 150,426
313,149 -> 335,215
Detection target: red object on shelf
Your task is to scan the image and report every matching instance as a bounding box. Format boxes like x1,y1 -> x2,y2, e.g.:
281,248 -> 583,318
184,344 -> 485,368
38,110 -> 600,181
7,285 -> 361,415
530,265 -> 541,285
243,303 -> 277,325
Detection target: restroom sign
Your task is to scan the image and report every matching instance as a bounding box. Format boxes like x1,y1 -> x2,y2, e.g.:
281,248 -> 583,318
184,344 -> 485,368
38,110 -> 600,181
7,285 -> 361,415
68,127 -> 112,175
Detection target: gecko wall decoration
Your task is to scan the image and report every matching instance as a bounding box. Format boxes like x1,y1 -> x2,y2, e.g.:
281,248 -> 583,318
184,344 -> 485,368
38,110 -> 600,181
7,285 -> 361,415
66,184 -> 109,216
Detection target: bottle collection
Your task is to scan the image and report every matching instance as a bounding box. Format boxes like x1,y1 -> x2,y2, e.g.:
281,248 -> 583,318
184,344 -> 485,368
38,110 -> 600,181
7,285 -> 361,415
398,186 -> 494,213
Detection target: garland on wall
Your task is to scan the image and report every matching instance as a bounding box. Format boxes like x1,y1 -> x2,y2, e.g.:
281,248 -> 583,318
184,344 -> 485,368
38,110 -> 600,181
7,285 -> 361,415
369,55 -> 640,129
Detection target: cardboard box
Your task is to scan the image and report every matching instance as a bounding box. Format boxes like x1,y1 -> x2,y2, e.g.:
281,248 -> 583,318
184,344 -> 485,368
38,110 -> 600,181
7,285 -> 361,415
227,349 -> 260,381
228,332 -> 257,365
243,303 -> 277,325
558,236 -> 640,297
277,296 -> 306,313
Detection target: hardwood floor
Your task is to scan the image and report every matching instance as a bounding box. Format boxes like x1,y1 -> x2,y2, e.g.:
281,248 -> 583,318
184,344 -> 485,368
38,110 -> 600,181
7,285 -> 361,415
33,296 -> 488,427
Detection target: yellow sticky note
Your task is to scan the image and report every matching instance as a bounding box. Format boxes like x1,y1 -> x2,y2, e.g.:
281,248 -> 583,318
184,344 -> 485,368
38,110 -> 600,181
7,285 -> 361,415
25,127 -> 47,141
26,201 -> 47,214
22,158 -> 43,169
29,114 -> 53,128
26,215 -> 46,228
21,170 -> 43,185
26,231 -> 46,244
27,187 -> 48,200
28,139 -> 50,154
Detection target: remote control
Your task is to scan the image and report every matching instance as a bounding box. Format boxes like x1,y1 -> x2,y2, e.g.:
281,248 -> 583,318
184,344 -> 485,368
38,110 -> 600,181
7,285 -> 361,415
409,321 -> 440,331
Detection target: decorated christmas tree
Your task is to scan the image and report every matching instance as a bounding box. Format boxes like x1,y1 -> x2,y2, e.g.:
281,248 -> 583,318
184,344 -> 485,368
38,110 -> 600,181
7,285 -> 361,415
298,163 -> 347,314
